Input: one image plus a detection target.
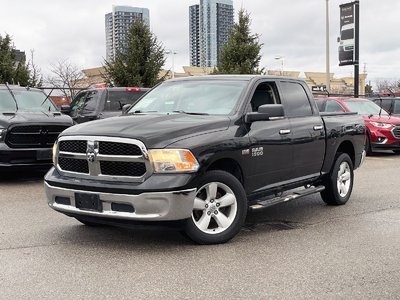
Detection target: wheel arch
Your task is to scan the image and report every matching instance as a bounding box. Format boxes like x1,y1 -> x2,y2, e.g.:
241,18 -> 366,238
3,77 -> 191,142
336,140 -> 355,166
206,158 -> 244,185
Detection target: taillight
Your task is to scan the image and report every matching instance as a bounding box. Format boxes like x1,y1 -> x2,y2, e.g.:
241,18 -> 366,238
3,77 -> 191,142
125,87 -> 141,92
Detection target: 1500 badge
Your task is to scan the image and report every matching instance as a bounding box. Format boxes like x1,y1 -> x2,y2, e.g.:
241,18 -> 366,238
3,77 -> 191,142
252,147 -> 264,157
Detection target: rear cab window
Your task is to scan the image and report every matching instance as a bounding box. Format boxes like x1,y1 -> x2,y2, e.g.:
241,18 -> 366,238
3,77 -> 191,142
104,89 -> 146,111
280,81 -> 313,117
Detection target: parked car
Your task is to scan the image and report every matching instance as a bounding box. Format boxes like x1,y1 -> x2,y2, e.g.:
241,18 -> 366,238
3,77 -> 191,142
316,97 -> 400,154
45,76 -> 365,244
61,87 -> 150,123
372,97 -> 400,118
0,85 -> 73,168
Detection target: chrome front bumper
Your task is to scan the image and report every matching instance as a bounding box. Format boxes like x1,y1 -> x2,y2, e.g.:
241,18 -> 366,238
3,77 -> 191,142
45,182 -> 197,221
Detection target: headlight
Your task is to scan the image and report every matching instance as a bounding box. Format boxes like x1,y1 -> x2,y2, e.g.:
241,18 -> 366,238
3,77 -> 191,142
370,122 -> 394,129
0,128 -> 6,142
148,149 -> 199,173
52,142 -> 58,164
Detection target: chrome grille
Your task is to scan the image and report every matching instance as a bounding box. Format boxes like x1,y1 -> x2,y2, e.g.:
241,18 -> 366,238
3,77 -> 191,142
393,126 -> 400,138
56,136 -> 151,182
6,125 -> 69,148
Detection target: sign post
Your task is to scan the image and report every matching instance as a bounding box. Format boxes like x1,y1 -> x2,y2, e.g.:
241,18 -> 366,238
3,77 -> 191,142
338,1 -> 360,97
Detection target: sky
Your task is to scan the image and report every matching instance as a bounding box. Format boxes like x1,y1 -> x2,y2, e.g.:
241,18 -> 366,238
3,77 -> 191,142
1,0 -> 399,86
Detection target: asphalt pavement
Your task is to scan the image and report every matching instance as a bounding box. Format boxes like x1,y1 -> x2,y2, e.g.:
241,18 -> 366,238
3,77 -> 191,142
0,152 -> 399,299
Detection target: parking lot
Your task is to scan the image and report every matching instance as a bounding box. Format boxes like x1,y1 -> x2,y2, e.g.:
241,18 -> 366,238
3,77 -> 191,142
0,152 -> 399,299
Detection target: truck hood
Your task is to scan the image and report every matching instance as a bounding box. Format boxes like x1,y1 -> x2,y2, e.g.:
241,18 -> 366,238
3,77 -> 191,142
60,113 -> 231,148
362,114 -> 400,125
0,111 -> 73,128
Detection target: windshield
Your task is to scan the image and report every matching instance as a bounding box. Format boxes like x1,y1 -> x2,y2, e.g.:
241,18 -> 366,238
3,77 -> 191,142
129,80 -> 247,115
344,100 -> 388,116
0,89 -> 57,112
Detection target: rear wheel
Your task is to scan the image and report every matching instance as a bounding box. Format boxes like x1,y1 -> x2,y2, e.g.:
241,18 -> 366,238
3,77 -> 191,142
183,170 -> 247,244
321,153 -> 354,206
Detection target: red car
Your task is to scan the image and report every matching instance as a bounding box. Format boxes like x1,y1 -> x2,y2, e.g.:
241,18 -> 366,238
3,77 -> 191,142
316,97 -> 400,154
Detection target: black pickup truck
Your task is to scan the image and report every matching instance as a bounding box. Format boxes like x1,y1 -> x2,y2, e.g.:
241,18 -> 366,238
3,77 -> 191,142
0,85 -> 73,168
44,76 -> 365,244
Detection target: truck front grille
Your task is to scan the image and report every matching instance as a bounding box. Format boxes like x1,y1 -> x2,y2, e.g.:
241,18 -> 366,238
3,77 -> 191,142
100,161 -> 146,176
56,137 -> 151,182
6,125 -> 69,148
393,126 -> 400,139
58,157 -> 89,174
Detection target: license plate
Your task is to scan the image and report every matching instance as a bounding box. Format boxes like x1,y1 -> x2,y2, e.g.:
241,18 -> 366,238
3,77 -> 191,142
75,193 -> 102,212
36,149 -> 52,161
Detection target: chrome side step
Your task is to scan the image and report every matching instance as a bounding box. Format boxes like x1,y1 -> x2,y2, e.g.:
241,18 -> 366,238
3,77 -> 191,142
249,185 -> 325,211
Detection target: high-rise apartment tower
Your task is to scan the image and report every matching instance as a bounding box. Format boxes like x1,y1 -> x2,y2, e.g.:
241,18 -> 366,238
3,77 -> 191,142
189,0 -> 234,67
105,6 -> 150,61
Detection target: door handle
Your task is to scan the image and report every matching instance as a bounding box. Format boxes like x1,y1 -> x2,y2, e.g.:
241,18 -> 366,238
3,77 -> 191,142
313,125 -> 323,131
279,129 -> 291,135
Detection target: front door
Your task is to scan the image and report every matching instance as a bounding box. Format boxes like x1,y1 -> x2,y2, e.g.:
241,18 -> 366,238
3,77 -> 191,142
245,81 -> 294,192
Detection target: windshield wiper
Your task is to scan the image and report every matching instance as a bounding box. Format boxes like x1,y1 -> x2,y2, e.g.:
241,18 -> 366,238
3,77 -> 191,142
172,110 -> 209,115
5,82 -> 18,112
41,88 -> 54,107
129,110 -> 158,114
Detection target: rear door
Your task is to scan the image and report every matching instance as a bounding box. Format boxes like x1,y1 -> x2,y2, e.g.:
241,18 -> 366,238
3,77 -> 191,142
279,81 -> 326,179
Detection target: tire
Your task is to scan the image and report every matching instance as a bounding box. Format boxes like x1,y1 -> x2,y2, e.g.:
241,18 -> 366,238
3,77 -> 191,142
183,170 -> 247,245
75,217 -> 104,227
321,153 -> 354,206
365,132 -> 373,156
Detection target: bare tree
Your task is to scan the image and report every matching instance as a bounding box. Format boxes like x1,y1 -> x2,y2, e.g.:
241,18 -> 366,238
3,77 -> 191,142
47,59 -> 85,99
27,49 -> 43,87
375,79 -> 400,93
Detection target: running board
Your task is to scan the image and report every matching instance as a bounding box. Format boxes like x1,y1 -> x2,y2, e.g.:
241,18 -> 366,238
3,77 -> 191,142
249,185 -> 325,211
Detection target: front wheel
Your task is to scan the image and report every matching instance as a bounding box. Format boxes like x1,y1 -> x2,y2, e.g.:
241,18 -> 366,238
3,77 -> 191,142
321,153 -> 354,206
183,170 -> 247,244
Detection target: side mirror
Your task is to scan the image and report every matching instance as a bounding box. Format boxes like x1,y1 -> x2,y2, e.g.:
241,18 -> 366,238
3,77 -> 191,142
60,105 -> 71,114
245,104 -> 284,123
122,104 -> 131,115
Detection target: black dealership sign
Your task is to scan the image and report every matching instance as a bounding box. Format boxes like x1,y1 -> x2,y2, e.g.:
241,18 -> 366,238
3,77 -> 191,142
338,2 -> 359,66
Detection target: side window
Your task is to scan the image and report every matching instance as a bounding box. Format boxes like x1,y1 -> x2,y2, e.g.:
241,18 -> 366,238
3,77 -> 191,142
373,99 -> 392,112
104,91 -> 145,111
280,82 -> 313,117
381,99 -> 393,112
250,82 -> 280,112
81,91 -> 99,114
315,100 -> 326,112
393,100 -> 400,114
325,100 -> 345,112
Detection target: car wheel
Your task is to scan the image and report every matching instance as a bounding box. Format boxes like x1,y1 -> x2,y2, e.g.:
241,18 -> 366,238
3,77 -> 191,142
365,132 -> 373,155
183,170 -> 247,244
321,153 -> 354,206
